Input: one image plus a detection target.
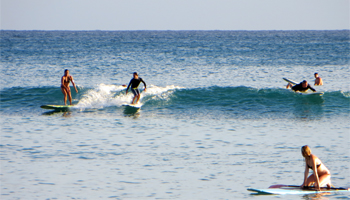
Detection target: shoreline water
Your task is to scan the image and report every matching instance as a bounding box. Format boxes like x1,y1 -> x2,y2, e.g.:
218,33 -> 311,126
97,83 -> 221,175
1,115 -> 349,199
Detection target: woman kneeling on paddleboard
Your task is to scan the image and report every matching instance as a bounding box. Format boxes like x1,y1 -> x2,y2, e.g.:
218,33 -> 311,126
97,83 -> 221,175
301,145 -> 331,190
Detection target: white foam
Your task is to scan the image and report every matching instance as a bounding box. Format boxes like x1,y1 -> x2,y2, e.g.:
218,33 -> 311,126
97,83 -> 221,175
75,84 -> 183,109
75,84 -> 127,109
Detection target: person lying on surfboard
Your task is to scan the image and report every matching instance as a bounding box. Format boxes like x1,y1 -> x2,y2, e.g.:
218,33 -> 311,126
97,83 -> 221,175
126,72 -> 147,104
286,80 -> 316,92
301,145 -> 331,191
314,73 -> 323,86
61,69 -> 78,105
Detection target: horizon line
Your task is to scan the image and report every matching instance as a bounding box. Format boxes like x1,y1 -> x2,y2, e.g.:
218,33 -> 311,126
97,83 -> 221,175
1,29 -> 350,32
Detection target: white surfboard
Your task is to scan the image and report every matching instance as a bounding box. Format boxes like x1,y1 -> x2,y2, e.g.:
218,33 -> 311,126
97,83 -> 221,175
122,103 -> 142,108
295,91 -> 324,96
283,77 -> 298,85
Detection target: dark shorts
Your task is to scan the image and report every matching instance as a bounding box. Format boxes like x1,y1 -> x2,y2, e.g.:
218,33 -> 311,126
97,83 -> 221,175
131,88 -> 140,96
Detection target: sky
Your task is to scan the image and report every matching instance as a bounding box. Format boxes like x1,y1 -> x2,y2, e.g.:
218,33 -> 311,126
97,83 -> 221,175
1,0 -> 349,31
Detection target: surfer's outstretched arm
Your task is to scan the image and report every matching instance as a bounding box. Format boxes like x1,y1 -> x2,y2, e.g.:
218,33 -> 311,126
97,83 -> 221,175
308,85 -> 316,92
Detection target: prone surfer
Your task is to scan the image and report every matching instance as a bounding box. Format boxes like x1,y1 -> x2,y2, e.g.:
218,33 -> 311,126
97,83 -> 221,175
126,72 -> 147,104
314,73 -> 323,86
301,145 -> 331,191
286,80 -> 316,92
61,69 -> 78,105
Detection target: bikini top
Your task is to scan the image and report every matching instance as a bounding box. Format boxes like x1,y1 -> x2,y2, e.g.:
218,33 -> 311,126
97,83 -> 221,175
63,76 -> 72,84
308,163 -> 321,169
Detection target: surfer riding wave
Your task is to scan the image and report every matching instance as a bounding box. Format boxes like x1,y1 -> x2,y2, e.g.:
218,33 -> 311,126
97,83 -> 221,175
126,72 -> 147,104
61,69 -> 78,105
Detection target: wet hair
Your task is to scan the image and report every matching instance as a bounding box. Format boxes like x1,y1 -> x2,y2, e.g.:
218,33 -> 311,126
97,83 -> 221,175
314,72 -> 318,75
302,80 -> 307,83
133,72 -> 138,75
301,145 -> 311,157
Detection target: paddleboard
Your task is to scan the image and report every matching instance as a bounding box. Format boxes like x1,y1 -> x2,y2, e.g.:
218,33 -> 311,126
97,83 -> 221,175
122,103 -> 142,108
248,187 -> 349,195
40,105 -> 75,111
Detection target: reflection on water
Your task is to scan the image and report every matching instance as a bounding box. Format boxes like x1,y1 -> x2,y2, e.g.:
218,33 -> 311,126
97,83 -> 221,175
292,95 -> 325,119
302,192 -> 330,200
42,110 -> 72,117
123,107 -> 141,118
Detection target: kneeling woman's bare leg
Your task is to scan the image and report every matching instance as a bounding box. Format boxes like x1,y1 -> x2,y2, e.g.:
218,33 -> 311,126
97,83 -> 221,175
318,174 -> 331,188
306,174 -> 331,188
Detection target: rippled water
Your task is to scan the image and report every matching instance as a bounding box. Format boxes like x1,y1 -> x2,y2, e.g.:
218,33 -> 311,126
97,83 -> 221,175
1,30 -> 349,199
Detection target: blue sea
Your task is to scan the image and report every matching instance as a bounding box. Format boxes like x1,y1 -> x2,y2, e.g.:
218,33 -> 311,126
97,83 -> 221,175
1,30 -> 349,199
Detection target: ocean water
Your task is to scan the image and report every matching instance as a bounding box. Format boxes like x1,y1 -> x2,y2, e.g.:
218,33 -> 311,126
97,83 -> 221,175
1,30 -> 349,199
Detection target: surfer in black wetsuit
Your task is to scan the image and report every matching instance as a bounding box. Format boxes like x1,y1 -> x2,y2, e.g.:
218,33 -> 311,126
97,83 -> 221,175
126,72 -> 147,104
286,80 -> 316,92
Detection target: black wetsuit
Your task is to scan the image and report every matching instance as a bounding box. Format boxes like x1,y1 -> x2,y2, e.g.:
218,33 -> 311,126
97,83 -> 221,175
292,83 -> 316,92
126,78 -> 146,95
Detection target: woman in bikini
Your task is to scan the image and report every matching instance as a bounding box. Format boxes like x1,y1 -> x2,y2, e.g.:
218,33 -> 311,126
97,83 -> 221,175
61,69 -> 78,105
301,145 -> 331,190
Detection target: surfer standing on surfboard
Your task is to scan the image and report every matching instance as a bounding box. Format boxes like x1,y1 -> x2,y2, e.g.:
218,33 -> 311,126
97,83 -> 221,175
301,145 -> 331,191
126,72 -> 147,104
314,73 -> 323,86
61,69 -> 78,105
286,80 -> 316,92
